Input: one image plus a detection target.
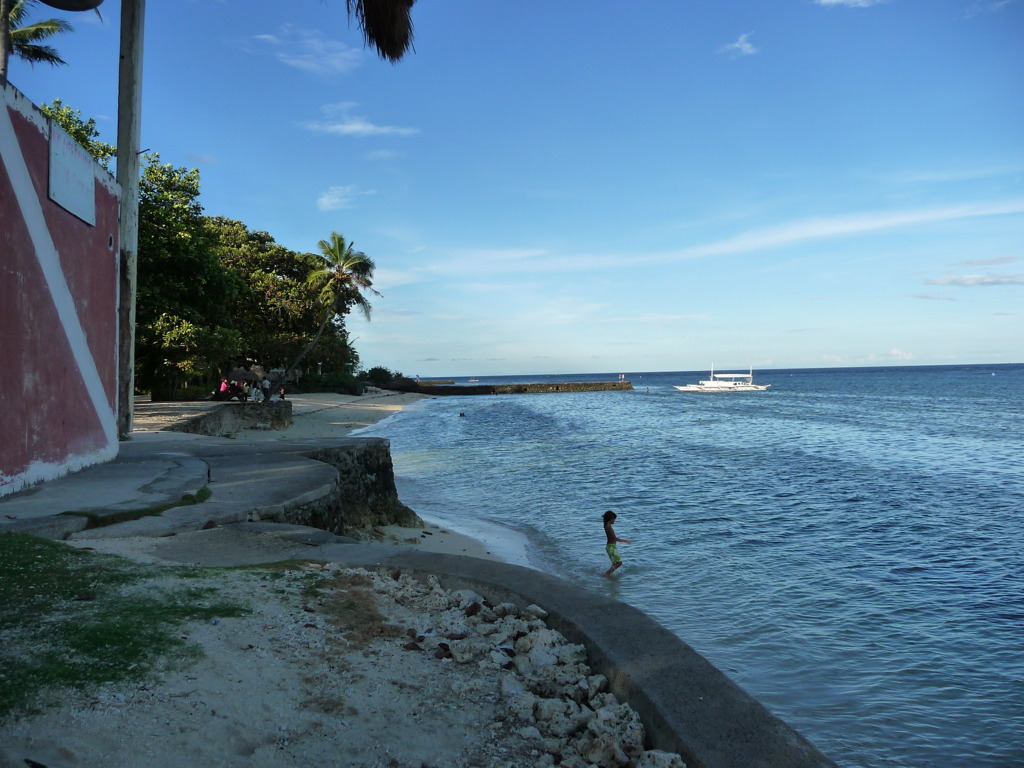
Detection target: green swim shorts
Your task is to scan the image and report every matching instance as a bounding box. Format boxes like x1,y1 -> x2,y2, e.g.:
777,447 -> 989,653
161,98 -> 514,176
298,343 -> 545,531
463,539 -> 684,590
606,542 -> 621,564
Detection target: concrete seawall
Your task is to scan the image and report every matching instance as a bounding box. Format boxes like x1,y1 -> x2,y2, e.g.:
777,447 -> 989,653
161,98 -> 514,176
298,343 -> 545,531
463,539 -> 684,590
165,401 -> 293,436
294,442 -> 421,532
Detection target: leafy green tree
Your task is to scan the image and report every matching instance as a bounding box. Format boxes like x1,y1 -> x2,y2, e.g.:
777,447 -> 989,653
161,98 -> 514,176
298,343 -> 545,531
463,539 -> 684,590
0,0 -> 73,78
362,366 -> 403,388
135,155 -> 242,399
29,99 -> 376,398
282,232 -> 379,382
39,98 -> 116,169
206,217 -> 359,378
207,217 -> 319,366
138,314 -> 242,386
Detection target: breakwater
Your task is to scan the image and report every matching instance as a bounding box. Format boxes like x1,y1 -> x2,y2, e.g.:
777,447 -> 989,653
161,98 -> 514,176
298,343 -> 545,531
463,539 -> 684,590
393,381 -> 633,396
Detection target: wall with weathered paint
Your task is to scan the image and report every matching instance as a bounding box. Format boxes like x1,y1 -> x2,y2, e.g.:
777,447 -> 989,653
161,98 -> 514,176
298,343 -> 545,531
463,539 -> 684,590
0,81 -> 120,497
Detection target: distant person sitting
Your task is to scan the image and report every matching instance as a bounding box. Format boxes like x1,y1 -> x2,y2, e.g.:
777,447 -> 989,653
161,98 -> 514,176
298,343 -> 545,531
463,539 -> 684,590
216,378 -> 241,401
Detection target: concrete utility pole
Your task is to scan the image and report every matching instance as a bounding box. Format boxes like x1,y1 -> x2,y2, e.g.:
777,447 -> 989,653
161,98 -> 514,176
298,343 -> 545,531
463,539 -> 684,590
115,0 -> 144,437
0,0 -> 11,81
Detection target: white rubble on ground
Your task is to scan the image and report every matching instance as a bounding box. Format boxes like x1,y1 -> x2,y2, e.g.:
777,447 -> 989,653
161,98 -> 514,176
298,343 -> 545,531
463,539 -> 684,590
0,561 -> 687,768
363,567 -> 687,768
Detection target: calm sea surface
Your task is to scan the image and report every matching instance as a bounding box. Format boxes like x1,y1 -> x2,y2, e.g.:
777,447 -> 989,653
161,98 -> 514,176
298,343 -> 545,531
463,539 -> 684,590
361,364 -> 1024,768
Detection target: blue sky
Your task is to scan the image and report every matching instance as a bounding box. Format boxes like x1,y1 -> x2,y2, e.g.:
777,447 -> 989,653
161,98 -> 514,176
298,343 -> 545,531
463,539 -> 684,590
11,0 -> 1023,376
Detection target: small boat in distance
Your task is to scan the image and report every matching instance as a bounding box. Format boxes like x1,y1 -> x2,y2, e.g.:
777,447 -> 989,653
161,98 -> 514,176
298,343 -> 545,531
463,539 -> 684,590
674,366 -> 770,392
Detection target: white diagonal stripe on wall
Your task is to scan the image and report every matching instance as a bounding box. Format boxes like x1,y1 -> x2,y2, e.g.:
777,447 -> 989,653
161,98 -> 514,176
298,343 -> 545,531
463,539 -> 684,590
0,103 -> 117,447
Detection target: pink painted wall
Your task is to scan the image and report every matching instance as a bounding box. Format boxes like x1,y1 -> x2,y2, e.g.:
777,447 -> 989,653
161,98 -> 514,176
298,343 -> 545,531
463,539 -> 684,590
0,81 -> 120,497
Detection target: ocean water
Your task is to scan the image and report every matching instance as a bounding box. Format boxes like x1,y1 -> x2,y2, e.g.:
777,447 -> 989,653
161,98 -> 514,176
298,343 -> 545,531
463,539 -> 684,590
361,364 -> 1024,768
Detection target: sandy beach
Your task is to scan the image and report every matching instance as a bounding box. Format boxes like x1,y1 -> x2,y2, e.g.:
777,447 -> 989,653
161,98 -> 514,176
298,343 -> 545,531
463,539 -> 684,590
1,392 -> 685,768
227,391 -> 429,443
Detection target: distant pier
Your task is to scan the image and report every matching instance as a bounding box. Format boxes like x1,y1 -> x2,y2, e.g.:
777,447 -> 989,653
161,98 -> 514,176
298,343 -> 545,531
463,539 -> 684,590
393,380 -> 633,396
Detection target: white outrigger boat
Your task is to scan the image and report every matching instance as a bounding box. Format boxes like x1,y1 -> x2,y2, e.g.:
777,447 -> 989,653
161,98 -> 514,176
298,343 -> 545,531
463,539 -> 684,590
674,366 -> 770,392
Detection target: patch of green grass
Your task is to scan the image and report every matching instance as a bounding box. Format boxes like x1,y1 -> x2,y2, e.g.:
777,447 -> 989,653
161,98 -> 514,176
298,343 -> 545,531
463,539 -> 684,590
296,570 -> 332,598
60,486 -> 213,529
231,560 -> 332,597
0,532 -> 248,718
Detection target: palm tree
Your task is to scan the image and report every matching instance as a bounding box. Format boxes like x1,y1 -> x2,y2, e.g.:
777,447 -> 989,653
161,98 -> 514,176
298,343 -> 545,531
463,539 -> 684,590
282,232 -> 380,384
0,0 -> 74,79
1,0 -> 412,82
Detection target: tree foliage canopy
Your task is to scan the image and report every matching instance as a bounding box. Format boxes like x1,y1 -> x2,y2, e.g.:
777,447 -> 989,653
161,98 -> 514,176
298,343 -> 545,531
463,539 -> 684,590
208,217 -> 356,376
42,101 -> 380,398
135,156 -> 243,396
40,98 -> 116,169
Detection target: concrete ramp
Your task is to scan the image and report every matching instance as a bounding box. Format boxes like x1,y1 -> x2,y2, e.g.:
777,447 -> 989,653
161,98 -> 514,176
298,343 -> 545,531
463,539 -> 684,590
70,453 -> 337,539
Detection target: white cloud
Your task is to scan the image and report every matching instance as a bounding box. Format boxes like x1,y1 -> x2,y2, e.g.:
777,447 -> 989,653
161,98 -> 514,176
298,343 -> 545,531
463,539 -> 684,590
965,0 -> 1020,16
531,297 -> 611,325
951,255 -> 1019,267
926,274 -> 1024,286
422,247 -> 552,277
815,0 -> 887,7
252,25 -> 361,76
303,103 -> 418,138
372,268 -> 421,290
452,247 -> 550,263
863,348 -> 916,362
719,33 -> 759,57
911,293 -> 957,301
614,312 -> 709,324
415,199 -> 1024,279
879,163 -> 1024,184
316,185 -> 376,211
663,199 -> 1024,263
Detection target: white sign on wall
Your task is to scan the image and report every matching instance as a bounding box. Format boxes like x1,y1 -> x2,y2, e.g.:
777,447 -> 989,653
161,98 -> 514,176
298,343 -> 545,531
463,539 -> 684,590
48,124 -> 96,226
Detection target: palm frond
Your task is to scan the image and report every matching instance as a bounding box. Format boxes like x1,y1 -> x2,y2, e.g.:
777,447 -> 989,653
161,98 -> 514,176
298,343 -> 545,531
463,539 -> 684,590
7,0 -> 73,68
12,43 -> 65,66
12,19 -> 73,43
6,0 -> 28,27
345,0 -> 415,63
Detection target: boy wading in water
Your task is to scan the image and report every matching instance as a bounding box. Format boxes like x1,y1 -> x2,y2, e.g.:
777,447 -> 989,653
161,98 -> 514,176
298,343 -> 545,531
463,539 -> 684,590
603,510 -> 631,576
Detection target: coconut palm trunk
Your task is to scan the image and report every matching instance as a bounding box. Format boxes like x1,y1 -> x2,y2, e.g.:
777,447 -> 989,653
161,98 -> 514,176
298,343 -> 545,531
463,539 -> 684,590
1,0 -> 13,77
282,310 -> 333,386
